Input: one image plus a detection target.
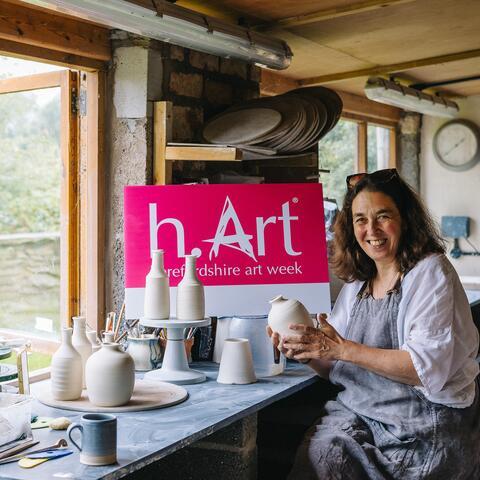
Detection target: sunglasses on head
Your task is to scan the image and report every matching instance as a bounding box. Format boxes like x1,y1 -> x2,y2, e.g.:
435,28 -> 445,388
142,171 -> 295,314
346,168 -> 399,190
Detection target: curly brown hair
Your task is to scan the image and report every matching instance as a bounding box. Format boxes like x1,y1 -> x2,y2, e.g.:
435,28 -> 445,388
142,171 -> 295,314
331,172 -> 445,282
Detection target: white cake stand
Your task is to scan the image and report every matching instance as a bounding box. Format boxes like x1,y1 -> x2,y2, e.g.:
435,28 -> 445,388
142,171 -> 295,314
140,317 -> 211,384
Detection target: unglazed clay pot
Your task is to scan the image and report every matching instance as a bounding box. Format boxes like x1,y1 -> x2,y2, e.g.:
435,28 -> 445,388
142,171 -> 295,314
176,255 -> 205,320
51,328 -> 83,400
85,343 -> 135,407
144,249 -> 170,319
267,295 -> 314,338
72,316 -> 92,389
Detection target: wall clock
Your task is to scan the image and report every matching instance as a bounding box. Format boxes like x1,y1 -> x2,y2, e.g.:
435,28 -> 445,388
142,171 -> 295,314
433,119 -> 480,171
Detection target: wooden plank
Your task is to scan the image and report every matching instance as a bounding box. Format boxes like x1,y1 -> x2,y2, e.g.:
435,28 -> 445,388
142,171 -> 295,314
0,38 -> 106,71
357,122 -> 367,172
0,0 -> 111,61
165,146 -> 242,161
0,71 -> 63,94
261,0 -> 414,29
389,128 -> 397,168
85,71 -> 106,332
341,111 -> 397,128
299,48 -> 480,86
59,70 -> 80,327
154,102 -> 173,185
260,69 -> 300,96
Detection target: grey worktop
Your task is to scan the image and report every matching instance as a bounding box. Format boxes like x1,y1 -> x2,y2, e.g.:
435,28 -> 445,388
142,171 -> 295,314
0,362 -> 318,480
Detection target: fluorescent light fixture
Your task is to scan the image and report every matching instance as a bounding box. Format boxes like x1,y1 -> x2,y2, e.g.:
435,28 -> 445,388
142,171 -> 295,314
365,77 -> 459,118
25,0 -> 292,69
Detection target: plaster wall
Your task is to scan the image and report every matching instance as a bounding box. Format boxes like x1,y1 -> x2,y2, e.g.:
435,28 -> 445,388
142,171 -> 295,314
421,95 -> 480,277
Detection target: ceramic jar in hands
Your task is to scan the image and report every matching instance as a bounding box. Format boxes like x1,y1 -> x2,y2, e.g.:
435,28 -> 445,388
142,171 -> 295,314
267,295 -> 314,340
85,343 -> 135,407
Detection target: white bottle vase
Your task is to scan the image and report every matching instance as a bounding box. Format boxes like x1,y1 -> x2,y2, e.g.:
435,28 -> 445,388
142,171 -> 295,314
144,249 -> 170,319
267,295 -> 314,339
176,255 -> 205,320
85,343 -> 135,407
72,316 -> 92,389
50,328 -> 83,400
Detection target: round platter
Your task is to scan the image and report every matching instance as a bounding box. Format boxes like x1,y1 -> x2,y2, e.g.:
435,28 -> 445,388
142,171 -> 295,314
35,379 -> 188,413
203,108 -> 281,144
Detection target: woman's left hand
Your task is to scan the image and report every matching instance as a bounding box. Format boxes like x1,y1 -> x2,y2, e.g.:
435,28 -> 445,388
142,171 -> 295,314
282,313 -> 347,363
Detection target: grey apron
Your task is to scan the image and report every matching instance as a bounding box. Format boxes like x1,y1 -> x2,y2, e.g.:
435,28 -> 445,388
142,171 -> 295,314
289,278 -> 480,480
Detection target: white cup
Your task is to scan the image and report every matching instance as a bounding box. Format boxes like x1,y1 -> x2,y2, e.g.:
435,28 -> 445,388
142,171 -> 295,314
217,338 -> 257,385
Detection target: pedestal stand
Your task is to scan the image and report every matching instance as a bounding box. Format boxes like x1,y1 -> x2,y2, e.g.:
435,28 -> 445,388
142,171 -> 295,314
140,318 -> 211,385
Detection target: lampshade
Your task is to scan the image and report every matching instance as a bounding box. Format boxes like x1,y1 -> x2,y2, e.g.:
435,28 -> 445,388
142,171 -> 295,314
25,0 -> 292,70
365,77 -> 459,118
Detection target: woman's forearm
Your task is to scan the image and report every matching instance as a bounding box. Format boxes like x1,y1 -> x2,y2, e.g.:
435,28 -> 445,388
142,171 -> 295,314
340,340 -> 421,386
307,359 -> 333,379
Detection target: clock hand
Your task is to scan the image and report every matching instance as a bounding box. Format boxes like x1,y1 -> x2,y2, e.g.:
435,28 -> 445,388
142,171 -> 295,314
444,137 -> 466,157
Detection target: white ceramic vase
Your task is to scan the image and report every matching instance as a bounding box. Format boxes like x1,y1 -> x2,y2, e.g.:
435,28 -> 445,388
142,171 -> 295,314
267,295 -> 314,338
85,343 -> 135,407
86,330 -> 101,353
144,249 -> 170,319
217,338 -> 257,385
72,316 -> 93,389
50,328 -> 83,400
176,255 -> 205,320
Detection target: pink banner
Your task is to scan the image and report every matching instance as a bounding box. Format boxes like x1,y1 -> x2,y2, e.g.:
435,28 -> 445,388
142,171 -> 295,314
124,184 -> 330,316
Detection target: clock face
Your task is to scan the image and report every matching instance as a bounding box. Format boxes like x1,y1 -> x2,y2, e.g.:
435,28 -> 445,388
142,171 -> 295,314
433,120 -> 480,171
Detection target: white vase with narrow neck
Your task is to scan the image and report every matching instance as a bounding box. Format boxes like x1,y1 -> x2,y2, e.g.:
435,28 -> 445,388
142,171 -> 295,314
176,255 -> 205,320
144,249 -> 170,319
50,328 -> 83,400
86,330 -> 101,353
72,316 -> 92,389
85,343 -> 135,407
267,295 -> 314,339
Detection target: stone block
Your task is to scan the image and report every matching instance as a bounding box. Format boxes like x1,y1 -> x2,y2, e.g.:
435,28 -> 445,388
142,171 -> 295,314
220,58 -> 248,79
249,65 -> 261,83
189,50 -> 219,71
169,72 -> 203,98
170,44 -> 185,62
205,79 -> 233,106
172,105 -> 203,142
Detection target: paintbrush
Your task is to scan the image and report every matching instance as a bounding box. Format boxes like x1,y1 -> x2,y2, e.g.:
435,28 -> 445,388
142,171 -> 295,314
113,302 -> 125,341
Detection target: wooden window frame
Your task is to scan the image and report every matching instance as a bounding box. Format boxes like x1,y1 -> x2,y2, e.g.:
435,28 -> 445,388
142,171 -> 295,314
0,68 -> 105,334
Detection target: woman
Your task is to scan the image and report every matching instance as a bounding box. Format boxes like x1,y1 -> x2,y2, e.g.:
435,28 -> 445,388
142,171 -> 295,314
269,169 -> 480,479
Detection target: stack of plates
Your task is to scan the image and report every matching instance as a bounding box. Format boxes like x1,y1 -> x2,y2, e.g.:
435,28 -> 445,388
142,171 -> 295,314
202,87 -> 343,155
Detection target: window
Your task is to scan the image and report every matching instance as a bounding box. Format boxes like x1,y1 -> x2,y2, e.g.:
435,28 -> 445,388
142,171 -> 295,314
0,56 -> 104,378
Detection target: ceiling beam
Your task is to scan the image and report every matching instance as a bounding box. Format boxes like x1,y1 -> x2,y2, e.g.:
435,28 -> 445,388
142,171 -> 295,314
259,0 -> 415,29
260,69 -> 300,95
299,48 -> 480,86
0,0 -> 111,62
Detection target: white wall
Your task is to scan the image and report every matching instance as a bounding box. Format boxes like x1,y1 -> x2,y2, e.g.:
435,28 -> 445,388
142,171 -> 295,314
421,95 -> 480,277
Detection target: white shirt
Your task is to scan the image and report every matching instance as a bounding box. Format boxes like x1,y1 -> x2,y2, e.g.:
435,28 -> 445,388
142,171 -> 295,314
329,254 -> 479,408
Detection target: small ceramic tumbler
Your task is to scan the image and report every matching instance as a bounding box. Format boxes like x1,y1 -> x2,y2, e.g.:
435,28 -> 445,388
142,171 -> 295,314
127,335 -> 162,371
67,413 -> 117,466
217,338 -> 257,385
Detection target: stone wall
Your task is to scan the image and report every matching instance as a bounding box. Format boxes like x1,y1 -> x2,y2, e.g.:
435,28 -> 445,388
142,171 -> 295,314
397,112 -> 422,191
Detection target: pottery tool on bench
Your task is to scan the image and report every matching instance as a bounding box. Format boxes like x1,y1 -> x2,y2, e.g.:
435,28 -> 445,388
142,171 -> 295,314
18,449 -> 73,468
0,439 -> 67,465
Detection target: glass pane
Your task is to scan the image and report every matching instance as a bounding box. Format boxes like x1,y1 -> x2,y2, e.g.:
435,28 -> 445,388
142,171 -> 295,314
0,85 -> 61,372
318,119 -> 358,207
367,125 -> 391,172
0,55 -> 63,79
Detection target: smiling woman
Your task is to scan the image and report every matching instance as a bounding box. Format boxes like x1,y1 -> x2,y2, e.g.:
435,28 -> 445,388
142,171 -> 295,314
269,169 -> 480,479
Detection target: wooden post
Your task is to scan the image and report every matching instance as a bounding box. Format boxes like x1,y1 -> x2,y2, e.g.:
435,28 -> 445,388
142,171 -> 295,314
154,101 -> 173,185
357,121 -> 368,172
389,127 -> 397,168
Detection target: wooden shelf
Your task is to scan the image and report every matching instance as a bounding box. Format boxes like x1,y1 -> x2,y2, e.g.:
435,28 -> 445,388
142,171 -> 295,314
153,101 -> 319,184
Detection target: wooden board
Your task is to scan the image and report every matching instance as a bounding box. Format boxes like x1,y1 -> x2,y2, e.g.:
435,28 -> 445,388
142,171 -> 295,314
35,379 -> 188,413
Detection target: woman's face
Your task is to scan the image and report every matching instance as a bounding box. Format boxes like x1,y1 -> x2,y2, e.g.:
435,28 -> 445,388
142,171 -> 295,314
351,190 -> 402,267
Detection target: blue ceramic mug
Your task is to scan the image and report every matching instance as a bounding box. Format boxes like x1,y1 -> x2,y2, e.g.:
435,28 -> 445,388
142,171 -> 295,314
67,413 -> 117,465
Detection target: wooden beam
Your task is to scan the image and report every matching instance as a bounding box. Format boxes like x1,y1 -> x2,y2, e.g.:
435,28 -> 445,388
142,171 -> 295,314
0,38 -> 107,71
299,48 -> 480,86
338,90 -> 401,124
0,0 -> 111,62
261,0 -> 414,29
166,146 -> 242,161
0,71 -> 62,94
389,128 -> 397,168
357,122 -> 368,172
154,101 -> 173,185
260,69 -> 300,96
